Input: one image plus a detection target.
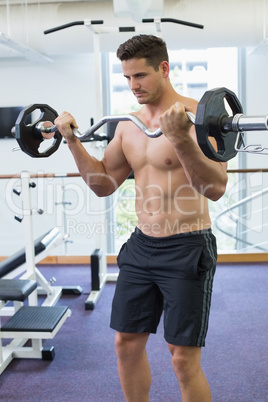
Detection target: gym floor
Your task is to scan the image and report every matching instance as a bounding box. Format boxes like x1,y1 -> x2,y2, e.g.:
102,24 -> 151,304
0,262 -> 267,402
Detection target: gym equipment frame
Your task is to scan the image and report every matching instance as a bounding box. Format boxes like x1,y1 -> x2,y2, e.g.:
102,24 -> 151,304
0,171 -> 81,374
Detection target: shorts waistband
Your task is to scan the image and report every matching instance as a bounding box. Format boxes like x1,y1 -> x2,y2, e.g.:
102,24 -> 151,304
134,227 -> 212,247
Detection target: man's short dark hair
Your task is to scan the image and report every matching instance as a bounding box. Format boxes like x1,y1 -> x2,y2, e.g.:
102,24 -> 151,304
116,34 -> 169,71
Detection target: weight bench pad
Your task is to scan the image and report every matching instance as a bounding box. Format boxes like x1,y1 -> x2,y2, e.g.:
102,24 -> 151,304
1,305 -> 69,332
0,227 -> 60,278
0,279 -> 37,301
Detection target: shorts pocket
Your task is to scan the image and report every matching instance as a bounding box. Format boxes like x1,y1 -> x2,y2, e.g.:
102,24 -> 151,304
116,242 -> 127,268
197,244 -> 216,277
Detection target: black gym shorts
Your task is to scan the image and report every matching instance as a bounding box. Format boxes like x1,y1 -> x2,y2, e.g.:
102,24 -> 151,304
110,227 -> 217,347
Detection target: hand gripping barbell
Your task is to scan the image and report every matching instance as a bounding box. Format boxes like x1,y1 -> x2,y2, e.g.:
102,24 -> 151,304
13,87 -> 268,162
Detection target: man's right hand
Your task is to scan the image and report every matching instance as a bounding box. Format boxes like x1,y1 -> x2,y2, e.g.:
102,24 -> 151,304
54,111 -> 79,143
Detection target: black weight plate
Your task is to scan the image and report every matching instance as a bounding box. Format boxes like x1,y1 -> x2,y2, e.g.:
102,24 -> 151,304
15,104 -> 61,158
195,87 -> 243,162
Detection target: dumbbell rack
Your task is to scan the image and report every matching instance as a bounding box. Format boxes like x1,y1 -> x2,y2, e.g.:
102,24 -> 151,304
0,171 -> 71,375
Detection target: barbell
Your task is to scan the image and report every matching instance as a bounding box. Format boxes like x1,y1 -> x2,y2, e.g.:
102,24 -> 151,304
13,87 -> 268,162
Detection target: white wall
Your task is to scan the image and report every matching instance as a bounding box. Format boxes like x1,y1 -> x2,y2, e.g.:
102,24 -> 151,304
0,54 -> 98,126
0,53 -> 107,256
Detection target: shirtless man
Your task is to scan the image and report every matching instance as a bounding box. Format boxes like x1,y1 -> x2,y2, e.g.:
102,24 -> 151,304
55,35 -> 228,402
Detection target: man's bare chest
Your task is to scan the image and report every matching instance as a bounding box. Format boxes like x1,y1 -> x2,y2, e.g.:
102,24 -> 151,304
122,129 -> 181,172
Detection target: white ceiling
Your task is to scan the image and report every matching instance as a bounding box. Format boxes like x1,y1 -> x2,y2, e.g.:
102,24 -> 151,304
0,0 -> 267,62
0,0 -> 103,4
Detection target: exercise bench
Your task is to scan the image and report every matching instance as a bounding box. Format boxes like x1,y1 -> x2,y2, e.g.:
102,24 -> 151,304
0,227 -> 82,310
0,278 -> 71,374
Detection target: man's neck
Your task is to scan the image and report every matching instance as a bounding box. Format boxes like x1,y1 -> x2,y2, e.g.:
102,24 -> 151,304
142,85 -> 181,118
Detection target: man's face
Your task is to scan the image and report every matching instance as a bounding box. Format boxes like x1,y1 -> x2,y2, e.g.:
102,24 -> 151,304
121,58 -> 164,105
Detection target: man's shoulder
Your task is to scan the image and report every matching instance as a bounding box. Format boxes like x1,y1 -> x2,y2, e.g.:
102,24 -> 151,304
175,94 -> 198,113
177,94 -> 198,106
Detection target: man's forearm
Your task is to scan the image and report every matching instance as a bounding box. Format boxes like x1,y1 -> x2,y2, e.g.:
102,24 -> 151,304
173,135 -> 228,201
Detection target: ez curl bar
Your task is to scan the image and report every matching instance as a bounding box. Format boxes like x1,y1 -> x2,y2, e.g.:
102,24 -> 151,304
13,87 -> 268,162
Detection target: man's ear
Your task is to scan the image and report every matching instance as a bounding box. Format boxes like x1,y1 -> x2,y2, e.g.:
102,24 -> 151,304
160,61 -> 170,78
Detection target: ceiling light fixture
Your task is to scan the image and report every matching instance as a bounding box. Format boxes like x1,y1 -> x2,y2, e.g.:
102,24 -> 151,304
0,32 -> 52,63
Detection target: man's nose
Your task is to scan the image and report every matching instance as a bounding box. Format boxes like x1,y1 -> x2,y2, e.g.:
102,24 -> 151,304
129,77 -> 140,90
